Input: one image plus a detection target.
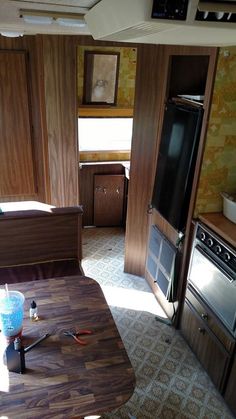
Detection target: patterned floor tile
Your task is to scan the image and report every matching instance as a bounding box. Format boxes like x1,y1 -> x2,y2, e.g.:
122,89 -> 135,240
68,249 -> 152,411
82,227 -> 234,419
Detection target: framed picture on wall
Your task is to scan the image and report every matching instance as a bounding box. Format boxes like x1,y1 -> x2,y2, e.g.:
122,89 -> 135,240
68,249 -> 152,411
83,51 -> 120,105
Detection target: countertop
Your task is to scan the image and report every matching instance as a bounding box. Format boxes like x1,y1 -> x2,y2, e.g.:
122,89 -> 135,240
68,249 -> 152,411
80,160 -> 130,167
79,161 -> 130,179
199,212 -> 236,248
0,201 -> 83,219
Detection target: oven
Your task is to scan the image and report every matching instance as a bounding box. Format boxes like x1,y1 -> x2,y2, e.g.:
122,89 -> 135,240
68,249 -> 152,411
188,222 -> 236,336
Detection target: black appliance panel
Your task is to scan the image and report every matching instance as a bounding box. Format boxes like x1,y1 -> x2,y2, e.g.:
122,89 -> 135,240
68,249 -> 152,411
152,0 -> 189,20
152,102 -> 203,231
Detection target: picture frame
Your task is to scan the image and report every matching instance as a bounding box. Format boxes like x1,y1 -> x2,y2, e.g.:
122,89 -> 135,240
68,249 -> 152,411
83,51 -> 120,105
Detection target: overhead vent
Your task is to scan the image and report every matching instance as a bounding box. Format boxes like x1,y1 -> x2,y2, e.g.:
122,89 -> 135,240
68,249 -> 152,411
85,0 -> 236,46
101,22 -> 179,42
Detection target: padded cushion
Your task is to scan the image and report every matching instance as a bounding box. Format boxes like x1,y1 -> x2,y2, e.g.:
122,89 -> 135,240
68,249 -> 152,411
0,259 -> 83,285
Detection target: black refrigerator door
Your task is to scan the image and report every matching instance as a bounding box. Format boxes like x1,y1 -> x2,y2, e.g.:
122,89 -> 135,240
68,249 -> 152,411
152,102 -> 203,231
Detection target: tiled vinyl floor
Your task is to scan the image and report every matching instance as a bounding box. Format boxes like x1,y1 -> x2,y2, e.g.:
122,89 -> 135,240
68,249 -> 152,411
82,227 -> 234,419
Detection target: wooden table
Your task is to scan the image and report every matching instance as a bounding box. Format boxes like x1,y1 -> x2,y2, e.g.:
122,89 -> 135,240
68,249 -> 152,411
0,276 -> 135,418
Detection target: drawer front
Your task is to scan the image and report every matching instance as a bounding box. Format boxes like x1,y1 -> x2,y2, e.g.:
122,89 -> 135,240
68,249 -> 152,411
181,300 -> 230,391
186,287 -> 234,354
224,355 -> 236,416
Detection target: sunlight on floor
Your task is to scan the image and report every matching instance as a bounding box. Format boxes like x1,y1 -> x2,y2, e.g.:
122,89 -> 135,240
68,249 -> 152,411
84,416 -> 101,419
101,285 -> 168,318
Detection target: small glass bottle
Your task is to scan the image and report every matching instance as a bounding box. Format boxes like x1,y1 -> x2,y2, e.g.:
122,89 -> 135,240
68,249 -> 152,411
29,300 -> 38,321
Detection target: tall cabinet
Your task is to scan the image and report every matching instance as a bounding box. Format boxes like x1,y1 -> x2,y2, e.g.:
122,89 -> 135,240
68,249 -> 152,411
0,51 -> 36,198
125,45 -> 218,318
147,48 -> 218,320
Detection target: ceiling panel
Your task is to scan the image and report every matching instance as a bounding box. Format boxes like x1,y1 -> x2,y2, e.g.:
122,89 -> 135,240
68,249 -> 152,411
9,0 -> 100,12
0,0 -> 101,35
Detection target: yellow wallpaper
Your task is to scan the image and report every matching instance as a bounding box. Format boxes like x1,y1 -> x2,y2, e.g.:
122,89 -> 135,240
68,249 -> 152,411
77,46 -> 137,108
195,47 -> 236,216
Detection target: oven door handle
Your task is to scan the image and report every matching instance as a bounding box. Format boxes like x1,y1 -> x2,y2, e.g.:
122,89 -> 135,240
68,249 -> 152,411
195,244 -> 234,283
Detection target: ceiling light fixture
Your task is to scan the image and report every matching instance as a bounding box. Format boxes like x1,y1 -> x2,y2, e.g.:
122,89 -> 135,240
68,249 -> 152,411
56,18 -> 86,27
20,9 -> 86,27
0,31 -> 24,38
22,15 -> 53,25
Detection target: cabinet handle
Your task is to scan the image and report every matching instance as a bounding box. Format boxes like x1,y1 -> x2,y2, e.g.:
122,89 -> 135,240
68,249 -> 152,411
116,188 -> 120,194
201,313 -> 208,320
147,203 -> 153,214
198,327 -> 205,334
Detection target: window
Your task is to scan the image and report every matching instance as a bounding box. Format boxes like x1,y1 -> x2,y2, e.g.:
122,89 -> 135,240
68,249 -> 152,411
78,118 -> 133,151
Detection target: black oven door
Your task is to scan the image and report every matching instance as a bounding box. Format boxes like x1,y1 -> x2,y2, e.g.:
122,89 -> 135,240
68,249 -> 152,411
188,245 -> 236,335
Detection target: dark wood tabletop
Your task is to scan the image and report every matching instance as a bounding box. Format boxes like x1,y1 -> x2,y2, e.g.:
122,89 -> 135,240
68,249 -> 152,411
0,276 -> 135,418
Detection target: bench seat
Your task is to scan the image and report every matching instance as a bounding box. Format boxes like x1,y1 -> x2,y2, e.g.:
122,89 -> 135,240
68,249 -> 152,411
0,259 -> 83,285
0,201 -> 84,285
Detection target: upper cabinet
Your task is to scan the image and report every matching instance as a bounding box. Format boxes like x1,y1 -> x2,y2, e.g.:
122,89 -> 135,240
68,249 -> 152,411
0,51 -> 36,198
167,55 -> 209,101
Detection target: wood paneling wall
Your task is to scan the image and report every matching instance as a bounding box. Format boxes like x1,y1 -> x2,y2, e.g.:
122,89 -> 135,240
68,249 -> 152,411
0,35 -> 79,207
0,35 -> 49,203
124,44 -> 164,276
0,51 -> 36,196
42,36 -> 78,206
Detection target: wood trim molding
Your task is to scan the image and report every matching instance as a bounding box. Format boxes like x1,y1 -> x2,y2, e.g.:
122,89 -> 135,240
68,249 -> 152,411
78,106 -> 133,117
79,150 -> 130,162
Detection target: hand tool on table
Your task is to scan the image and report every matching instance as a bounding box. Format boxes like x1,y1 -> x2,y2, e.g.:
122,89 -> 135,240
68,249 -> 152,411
63,329 -> 93,345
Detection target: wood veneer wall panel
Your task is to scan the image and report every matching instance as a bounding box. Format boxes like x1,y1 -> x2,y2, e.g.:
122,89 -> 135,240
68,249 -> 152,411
0,213 -> 80,266
124,44 -> 163,276
0,51 -> 36,196
0,35 -> 48,202
42,35 -> 78,206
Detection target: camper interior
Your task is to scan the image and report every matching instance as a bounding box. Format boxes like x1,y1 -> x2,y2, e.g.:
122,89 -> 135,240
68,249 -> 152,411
0,0 -> 236,417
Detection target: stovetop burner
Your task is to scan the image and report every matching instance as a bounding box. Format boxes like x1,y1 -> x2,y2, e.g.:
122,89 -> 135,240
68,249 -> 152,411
196,223 -> 236,275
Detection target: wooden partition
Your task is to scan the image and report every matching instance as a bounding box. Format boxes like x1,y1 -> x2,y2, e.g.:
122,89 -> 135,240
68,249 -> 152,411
42,36 -> 79,206
124,44 -> 164,276
0,35 -> 79,207
0,202 -> 83,266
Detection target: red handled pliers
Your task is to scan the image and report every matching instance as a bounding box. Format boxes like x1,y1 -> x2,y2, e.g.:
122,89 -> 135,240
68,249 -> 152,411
64,329 -> 93,345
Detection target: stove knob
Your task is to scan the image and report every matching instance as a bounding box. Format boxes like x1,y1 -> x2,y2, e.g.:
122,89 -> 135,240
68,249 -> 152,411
224,252 -> 231,262
216,245 -> 222,254
200,231 -> 206,241
207,238 -> 214,247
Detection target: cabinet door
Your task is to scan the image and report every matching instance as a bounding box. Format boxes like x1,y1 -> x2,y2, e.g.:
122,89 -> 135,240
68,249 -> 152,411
0,51 -> 36,197
94,174 -> 124,226
181,301 -> 229,391
224,355 -> 236,416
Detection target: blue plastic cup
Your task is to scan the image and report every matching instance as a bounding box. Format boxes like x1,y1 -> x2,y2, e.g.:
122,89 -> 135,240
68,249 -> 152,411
0,291 -> 25,339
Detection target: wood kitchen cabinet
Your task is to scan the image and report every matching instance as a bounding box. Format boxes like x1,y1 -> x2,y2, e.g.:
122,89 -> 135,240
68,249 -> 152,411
224,354 -> 236,415
94,174 -> 125,226
181,288 -> 234,392
0,51 -> 36,198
